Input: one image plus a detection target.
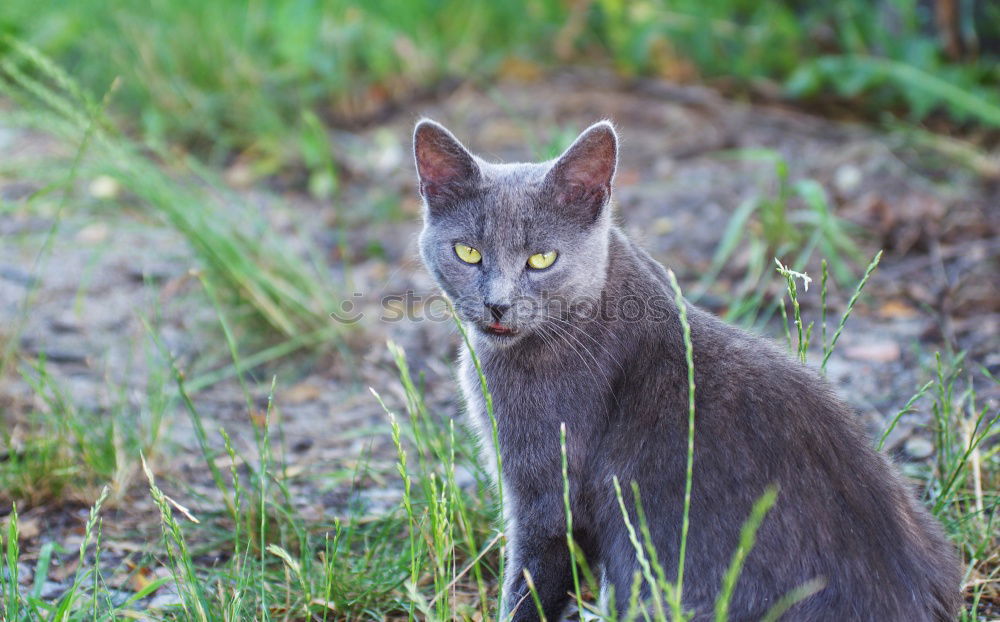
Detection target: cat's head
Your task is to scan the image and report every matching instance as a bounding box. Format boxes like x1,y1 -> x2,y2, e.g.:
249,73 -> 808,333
413,119 -> 618,347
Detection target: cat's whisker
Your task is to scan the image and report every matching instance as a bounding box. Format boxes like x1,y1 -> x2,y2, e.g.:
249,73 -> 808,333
541,321 -> 611,385
539,321 -> 622,411
537,322 -> 606,388
536,323 -> 599,384
543,313 -> 626,377
542,316 -> 627,404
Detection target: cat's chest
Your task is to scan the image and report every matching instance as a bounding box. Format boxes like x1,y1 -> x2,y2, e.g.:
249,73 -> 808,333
458,343 -> 609,433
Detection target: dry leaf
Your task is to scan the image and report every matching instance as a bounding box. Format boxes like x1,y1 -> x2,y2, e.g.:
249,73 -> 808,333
49,557 -> 79,582
497,57 -> 543,82
878,299 -> 919,319
250,408 -> 269,428
13,515 -> 40,541
284,381 -> 322,405
128,564 -> 156,593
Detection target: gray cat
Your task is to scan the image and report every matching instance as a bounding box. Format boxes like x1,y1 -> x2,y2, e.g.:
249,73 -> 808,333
413,119 -> 961,621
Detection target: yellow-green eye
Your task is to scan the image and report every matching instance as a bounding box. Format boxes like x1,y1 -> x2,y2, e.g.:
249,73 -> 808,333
527,251 -> 557,270
454,243 -> 481,264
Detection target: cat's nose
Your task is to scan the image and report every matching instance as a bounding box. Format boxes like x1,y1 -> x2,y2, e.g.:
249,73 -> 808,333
485,302 -> 510,322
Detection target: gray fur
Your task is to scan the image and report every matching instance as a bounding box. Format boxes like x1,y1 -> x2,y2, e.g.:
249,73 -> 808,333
413,119 -> 961,621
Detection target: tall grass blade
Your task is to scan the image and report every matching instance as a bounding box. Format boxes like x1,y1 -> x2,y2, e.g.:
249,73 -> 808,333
666,269 -> 696,611
612,476 -> 666,619
559,423 -> 585,617
758,577 -> 827,622
877,380 -> 934,451
713,486 -> 779,622
821,250 -> 882,373
3,503 -> 21,620
141,453 -> 209,622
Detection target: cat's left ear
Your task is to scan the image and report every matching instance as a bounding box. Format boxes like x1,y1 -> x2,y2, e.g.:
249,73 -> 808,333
544,120 -> 618,225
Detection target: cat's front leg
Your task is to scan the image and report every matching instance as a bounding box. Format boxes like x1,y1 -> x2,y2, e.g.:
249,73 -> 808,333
500,504 -> 575,621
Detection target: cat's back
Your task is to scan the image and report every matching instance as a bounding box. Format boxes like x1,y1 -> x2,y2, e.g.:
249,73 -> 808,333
604,230 -> 961,620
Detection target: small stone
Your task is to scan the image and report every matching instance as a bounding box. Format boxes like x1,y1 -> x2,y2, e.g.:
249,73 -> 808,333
651,217 -> 674,235
224,162 -> 254,189
147,585 -> 183,610
291,438 -> 314,453
107,589 -> 132,607
843,340 -> 901,363
50,310 -> 83,334
39,580 -> 66,600
18,562 -> 32,584
904,436 -> 935,460
126,262 -> 174,283
39,348 -> 89,364
88,176 -> 121,200
834,164 -> 862,195
0,126 -> 15,150
76,222 -> 110,244
0,266 -> 37,287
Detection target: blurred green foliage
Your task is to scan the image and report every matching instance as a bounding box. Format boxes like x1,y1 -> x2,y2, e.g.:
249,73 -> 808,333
0,0 -> 567,163
2,0 -> 997,166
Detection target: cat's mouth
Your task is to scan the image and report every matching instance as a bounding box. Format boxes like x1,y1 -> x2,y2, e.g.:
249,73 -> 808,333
480,321 -> 518,338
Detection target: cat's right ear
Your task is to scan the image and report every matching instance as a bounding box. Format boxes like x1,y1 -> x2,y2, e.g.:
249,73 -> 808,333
544,120 -> 618,226
413,119 -> 480,206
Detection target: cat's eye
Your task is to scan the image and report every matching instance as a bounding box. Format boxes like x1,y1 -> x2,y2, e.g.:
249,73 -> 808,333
454,243 -> 482,264
527,251 -> 557,270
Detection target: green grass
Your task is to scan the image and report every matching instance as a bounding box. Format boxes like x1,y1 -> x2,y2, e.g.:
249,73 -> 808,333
0,350 -> 169,508
0,38 -> 339,344
692,149 -> 865,328
1,0 -> 569,169
1,0 -> 996,175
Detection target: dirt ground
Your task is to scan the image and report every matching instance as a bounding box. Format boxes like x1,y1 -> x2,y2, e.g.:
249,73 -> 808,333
1,72 -> 998,607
